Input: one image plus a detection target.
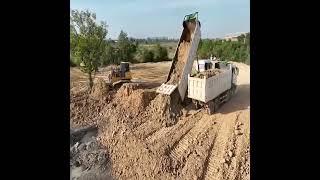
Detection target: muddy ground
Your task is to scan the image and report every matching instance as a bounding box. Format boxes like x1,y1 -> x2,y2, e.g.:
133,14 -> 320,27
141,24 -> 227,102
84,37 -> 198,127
70,61 -> 250,180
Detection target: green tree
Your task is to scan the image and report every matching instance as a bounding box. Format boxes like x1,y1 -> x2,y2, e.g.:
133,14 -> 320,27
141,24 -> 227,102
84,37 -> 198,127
154,44 -> 168,61
101,43 -> 115,66
142,49 -> 154,62
70,9 -> 108,89
116,30 -> 137,63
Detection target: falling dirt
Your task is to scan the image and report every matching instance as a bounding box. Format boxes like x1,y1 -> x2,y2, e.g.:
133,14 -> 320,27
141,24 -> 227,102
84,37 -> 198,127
70,61 -> 250,180
167,41 -> 190,85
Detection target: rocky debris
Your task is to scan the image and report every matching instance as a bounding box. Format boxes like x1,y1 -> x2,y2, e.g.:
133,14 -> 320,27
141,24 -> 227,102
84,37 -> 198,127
193,69 -> 222,79
221,158 -> 226,164
70,131 -> 111,180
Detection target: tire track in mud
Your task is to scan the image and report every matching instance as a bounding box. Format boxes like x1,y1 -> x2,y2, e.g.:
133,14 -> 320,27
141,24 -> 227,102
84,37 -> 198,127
203,112 -> 242,180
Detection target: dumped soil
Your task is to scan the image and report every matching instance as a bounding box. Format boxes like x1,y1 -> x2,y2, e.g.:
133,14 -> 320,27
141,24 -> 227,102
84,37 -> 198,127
70,82 -> 114,129
89,78 -> 109,100
70,61 -> 250,180
193,68 -> 223,78
70,95 -> 110,128
167,41 -> 190,85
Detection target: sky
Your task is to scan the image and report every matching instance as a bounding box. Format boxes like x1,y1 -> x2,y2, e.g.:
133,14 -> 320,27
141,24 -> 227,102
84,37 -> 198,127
70,0 -> 250,39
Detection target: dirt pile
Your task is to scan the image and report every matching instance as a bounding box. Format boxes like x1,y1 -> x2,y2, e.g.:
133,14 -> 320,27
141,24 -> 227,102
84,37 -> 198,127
70,62 -> 250,180
119,89 -> 157,117
194,68 -> 223,78
70,97 -> 110,128
167,41 -> 190,85
142,93 -> 182,127
97,90 -> 184,179
89,78 -> 109,100
98,128 -> 173,179
97,86 -> 158,134
114,83 -> 144,100
70,83 -> 114,128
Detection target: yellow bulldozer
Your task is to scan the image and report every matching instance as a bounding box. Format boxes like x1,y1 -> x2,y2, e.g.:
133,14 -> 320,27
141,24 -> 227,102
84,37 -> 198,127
106,62 -> 132,89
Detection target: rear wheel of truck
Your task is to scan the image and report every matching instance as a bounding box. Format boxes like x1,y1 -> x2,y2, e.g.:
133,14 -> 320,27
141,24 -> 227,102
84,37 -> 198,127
207,100 -> 215,115
214,98 -> 220,111
231,84 -> 237,95
193,99 -> 200,109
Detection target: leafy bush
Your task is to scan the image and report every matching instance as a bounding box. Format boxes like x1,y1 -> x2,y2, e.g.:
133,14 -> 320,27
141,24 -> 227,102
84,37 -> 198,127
154,44 -> 168,61
197,33 -> 250,64
142,49 -> 154,62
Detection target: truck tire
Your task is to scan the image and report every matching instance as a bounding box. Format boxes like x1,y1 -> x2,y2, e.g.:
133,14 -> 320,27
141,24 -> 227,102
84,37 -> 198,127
214,98 -> 220,111
207,100 -> 215,115
231,84 -> 237,95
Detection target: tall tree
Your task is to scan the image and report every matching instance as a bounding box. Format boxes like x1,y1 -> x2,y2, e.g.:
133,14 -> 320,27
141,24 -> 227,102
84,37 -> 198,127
116,30 -> 136,63
70,9 -> 108,89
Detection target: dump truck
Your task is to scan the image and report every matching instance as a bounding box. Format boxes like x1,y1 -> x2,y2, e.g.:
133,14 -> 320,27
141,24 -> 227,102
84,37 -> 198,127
156,12 -> 201,101
156,12 -> 239,115
188,61 -> 239,114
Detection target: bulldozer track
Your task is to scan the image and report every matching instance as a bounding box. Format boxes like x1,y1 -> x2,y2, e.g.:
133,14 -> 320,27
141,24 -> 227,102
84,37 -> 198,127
144,109 -> 203,145
146,111 -> 203,154
198,130 -> 218,180
224,112 -> 250,180
133,119 -> 163,140
145,126 -> 174,144
169,114 -> 215,161
203,112 -> 241,180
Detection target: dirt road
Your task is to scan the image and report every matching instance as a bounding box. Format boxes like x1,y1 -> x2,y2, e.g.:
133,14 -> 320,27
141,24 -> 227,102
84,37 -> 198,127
130,61 -> 250,179
70,61 -> 250,179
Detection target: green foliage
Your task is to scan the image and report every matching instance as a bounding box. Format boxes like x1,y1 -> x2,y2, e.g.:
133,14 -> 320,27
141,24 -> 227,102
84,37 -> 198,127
154,44 -> 168,61
70,9 -> 108,88
142,49 -> 154,62
101,43 -> 116,66
197,33 -> 250,64
115,30 -> 137,64
135,44 -> 168,63
70,54 -> 77,67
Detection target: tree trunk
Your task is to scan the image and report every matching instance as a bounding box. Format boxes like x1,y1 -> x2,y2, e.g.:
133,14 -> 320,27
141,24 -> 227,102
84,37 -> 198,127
88,71 -> 93,90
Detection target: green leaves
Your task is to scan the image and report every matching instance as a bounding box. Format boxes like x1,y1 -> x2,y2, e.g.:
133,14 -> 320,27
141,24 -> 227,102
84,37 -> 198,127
154,44 -> 168,61
115,30 -> 137,64
197,33 -> 250,64
70,9 -> 108,88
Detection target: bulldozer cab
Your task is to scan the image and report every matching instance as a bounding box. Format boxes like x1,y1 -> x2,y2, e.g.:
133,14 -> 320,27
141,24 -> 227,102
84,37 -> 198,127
120,62 -> 130,73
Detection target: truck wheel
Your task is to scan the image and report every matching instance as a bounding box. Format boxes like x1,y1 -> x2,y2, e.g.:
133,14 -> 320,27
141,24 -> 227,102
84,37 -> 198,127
231,85 -> 237,95
225,90 -> 231,102
214,98 -> 220,111
207,100 -> 215,115
192,100 -> 200,109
